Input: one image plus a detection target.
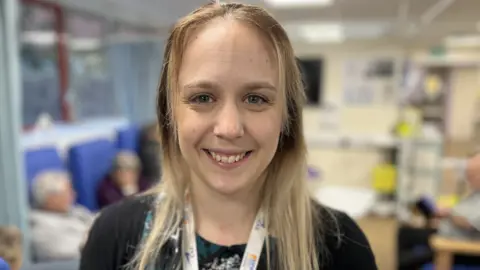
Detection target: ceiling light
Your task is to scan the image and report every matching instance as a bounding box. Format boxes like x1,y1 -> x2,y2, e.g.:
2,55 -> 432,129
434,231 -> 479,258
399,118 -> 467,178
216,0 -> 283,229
445,35 -> 480,48
69,38 -> 102,51
264,0 -> 333,8
298,23 -> 344,43
343,22 -> 390,39
22,31 -> 57,46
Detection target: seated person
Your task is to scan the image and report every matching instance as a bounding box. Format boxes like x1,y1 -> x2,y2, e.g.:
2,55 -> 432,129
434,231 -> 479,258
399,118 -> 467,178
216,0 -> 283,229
397,153 -> 480,269
138,123 -> 162,184
97,151 -> 150,208
0,226 -> 22,270
30,171 -> 95,262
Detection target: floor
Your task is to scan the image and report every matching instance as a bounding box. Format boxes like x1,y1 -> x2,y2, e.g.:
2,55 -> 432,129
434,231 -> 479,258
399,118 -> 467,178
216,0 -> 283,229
358,217 -> 398,270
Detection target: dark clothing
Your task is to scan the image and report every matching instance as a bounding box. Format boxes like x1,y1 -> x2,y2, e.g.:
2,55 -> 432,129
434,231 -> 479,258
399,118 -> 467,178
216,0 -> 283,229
96,176 -> 150,209
397,225 -> 480,270
80,196 -> 377,270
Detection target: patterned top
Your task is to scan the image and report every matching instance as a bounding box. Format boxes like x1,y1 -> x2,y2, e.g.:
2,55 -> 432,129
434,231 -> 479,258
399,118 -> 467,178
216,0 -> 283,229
143,211 -> 247,270
196,234 -> 245,270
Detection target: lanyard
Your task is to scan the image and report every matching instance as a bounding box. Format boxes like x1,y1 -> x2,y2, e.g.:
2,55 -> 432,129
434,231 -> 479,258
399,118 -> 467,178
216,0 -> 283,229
182,200 -> 266,270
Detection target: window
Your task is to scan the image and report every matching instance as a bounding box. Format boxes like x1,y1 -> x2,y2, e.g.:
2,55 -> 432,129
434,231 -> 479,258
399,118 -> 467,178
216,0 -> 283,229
21,2 -> 62,126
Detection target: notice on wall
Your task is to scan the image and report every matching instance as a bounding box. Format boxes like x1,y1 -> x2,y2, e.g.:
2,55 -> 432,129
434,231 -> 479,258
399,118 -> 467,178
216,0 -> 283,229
343,58 -> 396,106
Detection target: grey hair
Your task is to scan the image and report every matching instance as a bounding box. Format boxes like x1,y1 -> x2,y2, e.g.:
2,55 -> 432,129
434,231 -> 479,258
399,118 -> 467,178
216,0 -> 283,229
31,170 -> 70,207
112,150 -> 141,171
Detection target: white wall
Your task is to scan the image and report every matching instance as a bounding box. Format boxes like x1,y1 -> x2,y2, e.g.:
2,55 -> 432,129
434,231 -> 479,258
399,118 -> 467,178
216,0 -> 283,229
448,67 -> 479,141
296,41 -> 404,187
297,41 -> 404,135
298,41 -> 480,188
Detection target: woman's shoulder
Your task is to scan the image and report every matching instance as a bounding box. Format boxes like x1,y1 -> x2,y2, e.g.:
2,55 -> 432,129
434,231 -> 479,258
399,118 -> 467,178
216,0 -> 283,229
80,195 -> 155,270
98,193 -> 154,221
315,204 -> 378,270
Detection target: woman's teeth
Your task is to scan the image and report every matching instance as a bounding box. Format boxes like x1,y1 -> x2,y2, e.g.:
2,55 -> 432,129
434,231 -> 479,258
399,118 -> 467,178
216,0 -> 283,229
208,151 -> 247,164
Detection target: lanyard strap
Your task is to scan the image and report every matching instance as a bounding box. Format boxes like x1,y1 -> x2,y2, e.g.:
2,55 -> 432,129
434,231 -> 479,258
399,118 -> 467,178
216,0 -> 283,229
182,201 -> 266,270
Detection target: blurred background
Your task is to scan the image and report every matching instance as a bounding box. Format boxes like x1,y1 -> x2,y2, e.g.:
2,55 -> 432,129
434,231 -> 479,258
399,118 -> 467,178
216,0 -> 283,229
1,0 -> 480,269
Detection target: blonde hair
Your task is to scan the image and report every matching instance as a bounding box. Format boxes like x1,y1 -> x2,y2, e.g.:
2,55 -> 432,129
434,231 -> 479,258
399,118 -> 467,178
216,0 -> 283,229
134,2 -> 325,269
0,226 -> 22,270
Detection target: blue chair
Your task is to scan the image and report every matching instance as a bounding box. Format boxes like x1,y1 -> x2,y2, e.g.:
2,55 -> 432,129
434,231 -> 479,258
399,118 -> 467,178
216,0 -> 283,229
117,125 -> 140,153
423,264 -> 480,270
0,258 -> 9,270
24,147 -> 64,201
68,139 -> 116,211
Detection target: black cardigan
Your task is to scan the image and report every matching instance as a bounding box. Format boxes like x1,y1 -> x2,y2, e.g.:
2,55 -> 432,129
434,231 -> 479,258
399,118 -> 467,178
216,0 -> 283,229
80,195 -> 377,270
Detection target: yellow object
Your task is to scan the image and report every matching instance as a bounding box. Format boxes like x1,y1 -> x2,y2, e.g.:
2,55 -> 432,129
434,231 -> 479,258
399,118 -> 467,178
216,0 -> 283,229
436,195 -> 460,208
396,107 -> 422,138
424,74 -> 442,98
372,164 -> 397,194
396,122 -> 415,137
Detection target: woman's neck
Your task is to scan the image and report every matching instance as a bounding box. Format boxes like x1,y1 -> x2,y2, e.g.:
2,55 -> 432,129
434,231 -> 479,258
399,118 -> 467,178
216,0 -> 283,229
190,181 -> 262,246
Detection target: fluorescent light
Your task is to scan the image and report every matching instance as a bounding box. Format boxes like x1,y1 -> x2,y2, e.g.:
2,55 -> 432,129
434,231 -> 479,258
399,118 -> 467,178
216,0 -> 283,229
22,31 -> 57,46
69,38 -> 102,51
298,23 -> 344,43
445,35 -> 480,48
343,22 -> 389,39
265,0 -> 333,8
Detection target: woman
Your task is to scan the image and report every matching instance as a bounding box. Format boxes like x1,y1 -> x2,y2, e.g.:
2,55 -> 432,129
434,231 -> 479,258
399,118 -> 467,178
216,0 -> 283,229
97,151 -> 150,208
81,2 -> 377,270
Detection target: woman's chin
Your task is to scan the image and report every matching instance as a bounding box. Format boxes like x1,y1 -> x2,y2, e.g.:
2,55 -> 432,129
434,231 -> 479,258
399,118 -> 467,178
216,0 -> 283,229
206,178 -> 252,197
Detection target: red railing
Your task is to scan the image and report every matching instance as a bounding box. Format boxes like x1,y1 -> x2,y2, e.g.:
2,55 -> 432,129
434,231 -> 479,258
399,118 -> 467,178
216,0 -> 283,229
21,0 -> 71,123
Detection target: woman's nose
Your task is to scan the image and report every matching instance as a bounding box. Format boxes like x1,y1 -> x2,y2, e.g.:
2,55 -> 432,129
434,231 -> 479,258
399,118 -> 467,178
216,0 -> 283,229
213,104 -> 244,139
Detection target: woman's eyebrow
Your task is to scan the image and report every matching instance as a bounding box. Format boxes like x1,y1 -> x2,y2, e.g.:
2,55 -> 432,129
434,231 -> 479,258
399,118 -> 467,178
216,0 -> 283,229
243,81 -> 277,92
183,80 -> 276,92
183,80 -> 218,90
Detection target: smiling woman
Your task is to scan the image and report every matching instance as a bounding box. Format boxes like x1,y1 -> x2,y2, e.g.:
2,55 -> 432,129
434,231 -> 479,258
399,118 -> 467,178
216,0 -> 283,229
80,2 -> 377,270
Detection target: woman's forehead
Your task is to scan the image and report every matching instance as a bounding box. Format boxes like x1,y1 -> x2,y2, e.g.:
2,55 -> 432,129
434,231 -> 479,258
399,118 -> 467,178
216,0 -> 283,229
178,19 -> 279,88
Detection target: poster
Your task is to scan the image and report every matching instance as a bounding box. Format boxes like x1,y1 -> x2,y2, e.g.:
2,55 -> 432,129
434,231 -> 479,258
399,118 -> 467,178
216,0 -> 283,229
343,58 -> 396,105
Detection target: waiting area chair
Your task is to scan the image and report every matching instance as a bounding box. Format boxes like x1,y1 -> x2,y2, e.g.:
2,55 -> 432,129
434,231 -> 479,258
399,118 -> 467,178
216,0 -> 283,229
20,260 -> 78,270
0,258 -> 9,270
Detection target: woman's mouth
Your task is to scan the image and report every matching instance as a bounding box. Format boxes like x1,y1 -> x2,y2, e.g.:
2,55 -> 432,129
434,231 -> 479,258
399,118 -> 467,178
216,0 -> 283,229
203,150 -> 253,165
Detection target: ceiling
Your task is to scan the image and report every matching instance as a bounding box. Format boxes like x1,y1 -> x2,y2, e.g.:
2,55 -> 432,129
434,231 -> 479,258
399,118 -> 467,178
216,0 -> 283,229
42,0 -> 480,46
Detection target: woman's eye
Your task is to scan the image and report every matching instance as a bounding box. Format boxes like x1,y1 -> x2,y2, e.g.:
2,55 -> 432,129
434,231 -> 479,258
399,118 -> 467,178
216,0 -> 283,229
245,95 -> 267,105
191,94 -> 214,104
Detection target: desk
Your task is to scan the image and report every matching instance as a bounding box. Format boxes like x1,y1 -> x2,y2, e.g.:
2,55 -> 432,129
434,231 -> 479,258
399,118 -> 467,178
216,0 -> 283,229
430,235 -> 480,270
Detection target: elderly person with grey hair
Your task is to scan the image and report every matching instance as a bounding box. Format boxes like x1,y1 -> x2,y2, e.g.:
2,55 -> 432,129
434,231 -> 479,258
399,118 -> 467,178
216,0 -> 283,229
30,170 -> 95,262
97,151 -> 151,209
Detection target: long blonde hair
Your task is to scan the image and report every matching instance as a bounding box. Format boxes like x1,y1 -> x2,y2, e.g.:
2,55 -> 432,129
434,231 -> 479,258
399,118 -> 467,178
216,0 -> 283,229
134,2 -> 325,269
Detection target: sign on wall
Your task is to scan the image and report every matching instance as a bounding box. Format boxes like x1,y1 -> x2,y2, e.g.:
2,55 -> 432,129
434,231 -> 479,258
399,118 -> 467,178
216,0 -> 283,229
343,58 -> 397,106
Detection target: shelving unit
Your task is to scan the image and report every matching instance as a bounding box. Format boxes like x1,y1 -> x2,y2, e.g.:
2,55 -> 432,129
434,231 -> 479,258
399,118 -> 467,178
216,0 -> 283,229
396,133 -> 444,222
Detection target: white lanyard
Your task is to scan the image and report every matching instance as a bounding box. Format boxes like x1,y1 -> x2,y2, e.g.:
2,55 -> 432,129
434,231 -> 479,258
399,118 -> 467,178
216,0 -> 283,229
182,200 -> 266,270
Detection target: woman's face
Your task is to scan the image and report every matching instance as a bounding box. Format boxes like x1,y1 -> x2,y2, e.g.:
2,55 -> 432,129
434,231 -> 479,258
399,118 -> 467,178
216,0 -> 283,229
175,19 -> 283,196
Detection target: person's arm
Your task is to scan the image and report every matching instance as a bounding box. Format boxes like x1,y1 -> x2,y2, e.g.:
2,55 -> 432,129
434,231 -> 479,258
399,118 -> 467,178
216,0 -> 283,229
327,211 -> 378,270
447,201 -> 480,231
460,210 -> 480,232
450,215 -> 475,230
